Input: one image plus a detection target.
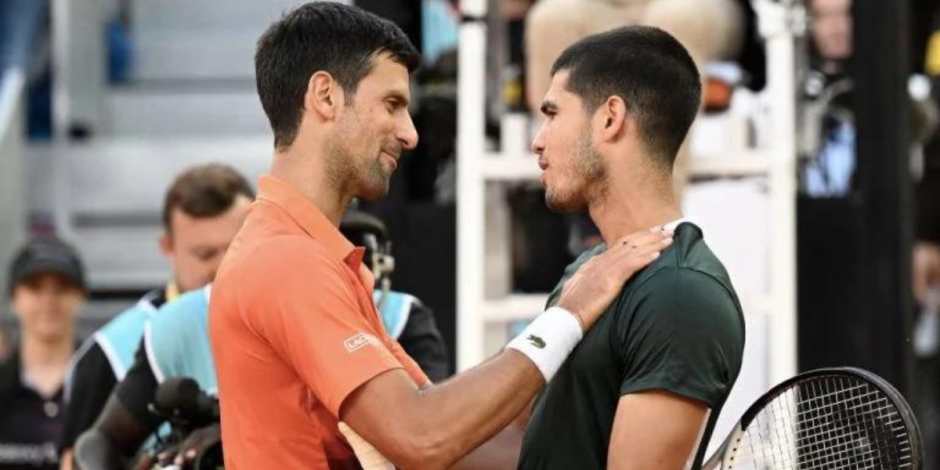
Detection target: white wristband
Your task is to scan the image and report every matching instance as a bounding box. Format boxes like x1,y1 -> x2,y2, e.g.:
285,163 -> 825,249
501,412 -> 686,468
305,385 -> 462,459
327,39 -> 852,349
506,307 -> 584,382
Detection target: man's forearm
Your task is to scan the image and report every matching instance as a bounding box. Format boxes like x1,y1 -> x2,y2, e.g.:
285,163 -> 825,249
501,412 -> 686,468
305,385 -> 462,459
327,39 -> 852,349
414,351 -> 539,465
344,350 -> 543,470
74,395 -> 158,470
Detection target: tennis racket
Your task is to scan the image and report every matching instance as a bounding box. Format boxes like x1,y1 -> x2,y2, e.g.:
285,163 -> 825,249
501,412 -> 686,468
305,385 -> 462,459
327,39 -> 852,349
702,367 -> 923,469
338,422 -> 395,470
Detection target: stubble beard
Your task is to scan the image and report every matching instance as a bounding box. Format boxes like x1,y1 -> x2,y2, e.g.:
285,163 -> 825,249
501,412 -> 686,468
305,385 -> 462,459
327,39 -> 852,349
545,130 -> 608,213
324,117 -> 391,203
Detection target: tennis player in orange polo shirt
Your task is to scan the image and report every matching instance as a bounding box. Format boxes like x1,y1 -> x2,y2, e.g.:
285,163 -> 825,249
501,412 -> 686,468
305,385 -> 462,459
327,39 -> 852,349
209,3 -> 673,470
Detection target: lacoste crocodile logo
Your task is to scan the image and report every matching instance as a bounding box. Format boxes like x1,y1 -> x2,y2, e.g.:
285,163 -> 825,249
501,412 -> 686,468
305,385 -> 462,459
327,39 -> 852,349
528,335 -> 546,349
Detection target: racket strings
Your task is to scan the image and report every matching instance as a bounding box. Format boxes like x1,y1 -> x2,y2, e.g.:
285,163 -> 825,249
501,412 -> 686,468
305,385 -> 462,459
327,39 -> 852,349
724,376 -> 914,469
799,378 -> 909,468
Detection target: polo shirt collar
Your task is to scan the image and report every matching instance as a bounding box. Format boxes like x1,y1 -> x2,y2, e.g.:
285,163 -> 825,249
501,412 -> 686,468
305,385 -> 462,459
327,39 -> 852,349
257,175 -> 364,266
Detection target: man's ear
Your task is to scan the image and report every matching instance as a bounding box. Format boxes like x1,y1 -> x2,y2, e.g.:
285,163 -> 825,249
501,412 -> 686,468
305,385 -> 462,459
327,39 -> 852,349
158,231 -> 173,259
599,96 -> 628,142
305,71 -> 344,121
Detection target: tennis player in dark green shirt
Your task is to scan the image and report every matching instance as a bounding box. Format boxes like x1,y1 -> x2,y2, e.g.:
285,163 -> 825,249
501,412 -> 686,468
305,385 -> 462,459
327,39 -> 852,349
518,219 -> 744,469
456,26 -> 746,470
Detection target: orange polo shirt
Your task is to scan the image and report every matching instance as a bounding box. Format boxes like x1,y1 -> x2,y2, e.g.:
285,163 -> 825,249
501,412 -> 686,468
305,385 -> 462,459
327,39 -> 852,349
209,175 -> 429,470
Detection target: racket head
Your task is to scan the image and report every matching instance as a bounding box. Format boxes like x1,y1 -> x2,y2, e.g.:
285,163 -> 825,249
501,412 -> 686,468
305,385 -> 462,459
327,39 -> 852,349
710,367 -> 923,470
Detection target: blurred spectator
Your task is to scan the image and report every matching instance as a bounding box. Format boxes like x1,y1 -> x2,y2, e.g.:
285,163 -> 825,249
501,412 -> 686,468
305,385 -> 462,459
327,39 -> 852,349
916,2 -> 940,312
58,164 -> 254,469
808,0 -> 852,77
0,237 -> 86,470
801,0 -> 937,198
523,0 -> 745,254
421,0 -> 459,65
525,0 -> 745,111
799,0 -> 855,197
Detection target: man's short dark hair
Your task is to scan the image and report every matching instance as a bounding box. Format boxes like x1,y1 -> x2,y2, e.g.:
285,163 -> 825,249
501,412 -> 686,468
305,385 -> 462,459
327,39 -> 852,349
551,26 -> 701,167
162,164 -> 255,232
255,2 -> 421,149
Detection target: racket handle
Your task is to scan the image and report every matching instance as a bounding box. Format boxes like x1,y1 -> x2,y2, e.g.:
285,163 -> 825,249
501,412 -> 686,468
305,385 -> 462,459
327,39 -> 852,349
338,422 -> 396,470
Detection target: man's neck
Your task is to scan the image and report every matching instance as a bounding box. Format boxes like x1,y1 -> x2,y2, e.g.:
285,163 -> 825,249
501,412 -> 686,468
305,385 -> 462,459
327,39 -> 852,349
270,145 -> 352,226
588,175 -> 682,244
21,334 -> 73,368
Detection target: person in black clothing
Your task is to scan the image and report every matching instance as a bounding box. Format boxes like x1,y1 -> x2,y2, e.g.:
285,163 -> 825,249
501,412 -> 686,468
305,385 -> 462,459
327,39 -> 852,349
339,209 -> 450,381
0,237 -> 86,470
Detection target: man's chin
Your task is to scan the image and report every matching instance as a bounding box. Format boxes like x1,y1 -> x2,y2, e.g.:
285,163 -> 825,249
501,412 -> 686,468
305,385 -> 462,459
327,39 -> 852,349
358,182 -> 390,202
36,329 -> 70,344
545,195 -> 579,214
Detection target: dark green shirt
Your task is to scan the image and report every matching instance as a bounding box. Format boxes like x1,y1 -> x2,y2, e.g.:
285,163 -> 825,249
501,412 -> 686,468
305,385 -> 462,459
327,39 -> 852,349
518,222 -> 745,470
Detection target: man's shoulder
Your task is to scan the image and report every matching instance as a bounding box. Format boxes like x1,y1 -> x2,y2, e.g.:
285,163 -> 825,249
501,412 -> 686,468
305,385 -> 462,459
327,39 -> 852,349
212,235 -> 347,328
102,293 -> 160,330
669,223 -> 735,289
617,265 -> 744,351
612,224 -> 742,331
625,223 -> 736,295
151,287 -> 210,332
94,291 -> 163,349
70,334 -> 107,372
633,265 -> 739,307
224,233 -> 341,279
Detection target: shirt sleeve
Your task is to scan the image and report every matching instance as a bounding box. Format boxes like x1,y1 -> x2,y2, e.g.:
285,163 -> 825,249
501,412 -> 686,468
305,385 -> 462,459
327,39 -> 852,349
245,240 -> 410,417
396,301 -> 451,383
617,268 -> 745,408
59,343 -> 118,451
115,341 -> 163,430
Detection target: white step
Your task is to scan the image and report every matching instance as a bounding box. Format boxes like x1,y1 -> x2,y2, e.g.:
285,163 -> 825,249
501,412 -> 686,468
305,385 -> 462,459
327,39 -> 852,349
132,31 -> 259,81
104,84 -> 269,136
130,0 -> 328,32
73,224 -> 172,290
129,0 -> 351,81
28,137 -> 273,290
60,136 -> 271,213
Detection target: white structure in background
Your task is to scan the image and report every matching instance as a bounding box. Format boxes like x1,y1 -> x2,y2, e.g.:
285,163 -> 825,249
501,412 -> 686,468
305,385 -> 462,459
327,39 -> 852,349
456,0 -> 806,455
0,69 -> 27,293
45,0 -> 345,293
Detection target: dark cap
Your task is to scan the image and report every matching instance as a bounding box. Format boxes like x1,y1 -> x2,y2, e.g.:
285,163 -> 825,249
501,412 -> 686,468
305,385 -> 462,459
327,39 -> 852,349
8,237 -> 86,293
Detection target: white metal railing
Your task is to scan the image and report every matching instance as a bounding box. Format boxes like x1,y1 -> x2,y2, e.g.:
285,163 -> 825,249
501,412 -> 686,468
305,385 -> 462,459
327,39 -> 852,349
0,68 -> 28,297
0,69 -> 25,135
52,0 -> 105,138
455,0 -> 803,385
